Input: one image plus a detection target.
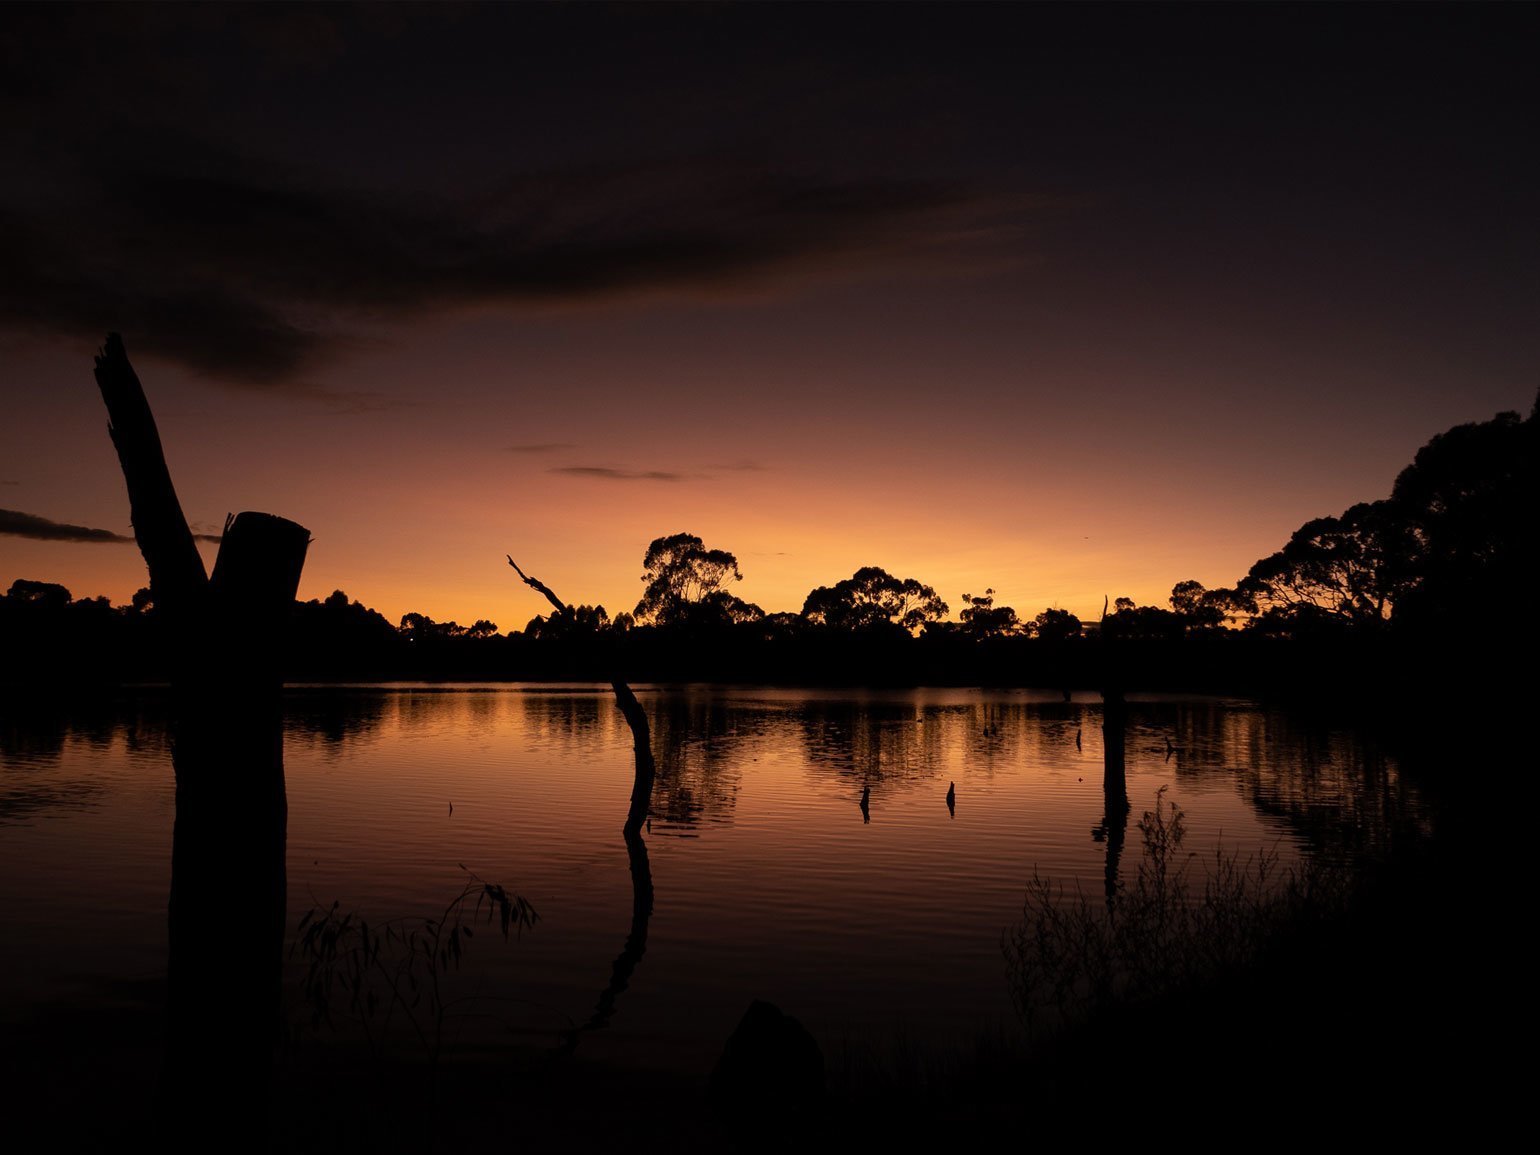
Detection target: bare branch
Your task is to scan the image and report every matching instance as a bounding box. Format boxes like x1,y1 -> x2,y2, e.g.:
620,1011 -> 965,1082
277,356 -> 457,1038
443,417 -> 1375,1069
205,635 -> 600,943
505,554 -> 654,836
507,555 -> 566,615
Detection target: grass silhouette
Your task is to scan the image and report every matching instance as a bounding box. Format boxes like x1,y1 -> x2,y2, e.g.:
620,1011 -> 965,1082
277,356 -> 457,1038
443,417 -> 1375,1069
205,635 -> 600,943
291,867 -> 537,1076
1004,787 -> 1350,1035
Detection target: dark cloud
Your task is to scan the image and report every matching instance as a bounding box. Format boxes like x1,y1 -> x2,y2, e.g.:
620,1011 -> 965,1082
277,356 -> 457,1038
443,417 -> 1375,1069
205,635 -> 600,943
0,508 -> 220,545
548,460 -> 770,481
0,132 -> 1014,387
0,508 -> 131,543
6,4 -> 1524,394
505,443 -> 578,454
0,6 -> 1069,389
551,466 -> 688,483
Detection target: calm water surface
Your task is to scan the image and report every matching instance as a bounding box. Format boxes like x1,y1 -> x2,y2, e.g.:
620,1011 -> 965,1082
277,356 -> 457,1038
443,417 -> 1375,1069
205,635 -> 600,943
0,685 -> 1428,1074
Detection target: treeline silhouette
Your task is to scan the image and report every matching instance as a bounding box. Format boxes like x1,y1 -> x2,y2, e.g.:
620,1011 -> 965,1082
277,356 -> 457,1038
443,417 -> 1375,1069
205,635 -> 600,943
4,398 -> 1532,693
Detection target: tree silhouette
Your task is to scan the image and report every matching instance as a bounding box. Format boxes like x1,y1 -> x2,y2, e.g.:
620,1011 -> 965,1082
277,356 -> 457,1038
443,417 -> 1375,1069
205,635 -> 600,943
1032,607 -> 1083,641
634,532 -> 746,626
5,577 -> 72,607
802,566 -> 948,633
1238,500 -> 1413,633
399,611 -> 476,639
525,603 -> 611,640
959,588 -> 1021,638
1387,401 -> 1536,631
1168,580 -> 1227,632
1101,598 -> 1184,641
288,590 -> 400,675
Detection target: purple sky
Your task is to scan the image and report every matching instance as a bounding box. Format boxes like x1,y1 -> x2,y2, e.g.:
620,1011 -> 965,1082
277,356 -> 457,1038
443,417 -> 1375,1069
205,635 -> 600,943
2,4 -> 1534,629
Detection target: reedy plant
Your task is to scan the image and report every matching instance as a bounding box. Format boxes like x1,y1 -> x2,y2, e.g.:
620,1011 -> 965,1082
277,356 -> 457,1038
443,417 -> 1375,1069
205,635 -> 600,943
1003,786 -> 1349,1033
292,866 -> 538,1073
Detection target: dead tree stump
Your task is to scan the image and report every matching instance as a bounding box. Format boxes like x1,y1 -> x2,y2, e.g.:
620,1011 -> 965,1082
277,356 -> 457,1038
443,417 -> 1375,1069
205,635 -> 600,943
95,334 -> 309,1143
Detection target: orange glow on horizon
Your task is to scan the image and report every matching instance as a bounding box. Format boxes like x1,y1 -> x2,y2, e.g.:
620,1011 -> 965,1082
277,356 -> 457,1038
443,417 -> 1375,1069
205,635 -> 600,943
1,303 -> 1519,634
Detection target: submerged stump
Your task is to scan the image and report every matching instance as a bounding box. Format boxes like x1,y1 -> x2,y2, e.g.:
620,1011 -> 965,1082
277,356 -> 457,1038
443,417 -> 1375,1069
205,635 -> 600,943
95,334 -> 310,1144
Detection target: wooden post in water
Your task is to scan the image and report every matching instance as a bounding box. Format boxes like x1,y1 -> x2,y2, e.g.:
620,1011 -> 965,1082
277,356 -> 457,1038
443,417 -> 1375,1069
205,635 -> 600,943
95,334 -> 309,1143
1102,684 -> 1127,799
1098,594 -> 1128,803
1099,604 -> 1130,906
1098,582 -> 1131,909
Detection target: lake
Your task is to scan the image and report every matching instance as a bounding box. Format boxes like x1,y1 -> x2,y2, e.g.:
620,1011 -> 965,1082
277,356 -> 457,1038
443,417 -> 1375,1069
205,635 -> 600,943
0,685 -> 1429,1083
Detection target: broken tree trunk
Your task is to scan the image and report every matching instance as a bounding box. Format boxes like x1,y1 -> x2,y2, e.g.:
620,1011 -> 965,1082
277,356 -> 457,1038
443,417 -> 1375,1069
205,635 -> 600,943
94,334 -> 309,1144
1097,595 -> 1128,801
1102,685 -> 1127,799
94,333 -> 208,661
507,556 -> 656,1052
507,556 -> 655,834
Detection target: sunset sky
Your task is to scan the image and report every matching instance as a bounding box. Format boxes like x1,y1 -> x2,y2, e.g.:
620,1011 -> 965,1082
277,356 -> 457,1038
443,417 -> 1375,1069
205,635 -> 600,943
1,4 -> 1534,630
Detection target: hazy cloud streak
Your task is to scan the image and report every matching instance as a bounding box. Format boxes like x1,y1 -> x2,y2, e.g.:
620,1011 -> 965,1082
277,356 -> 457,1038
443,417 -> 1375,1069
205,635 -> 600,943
0,508 -> 132,543
0,508 -> 221,544
550,466 -> 688,482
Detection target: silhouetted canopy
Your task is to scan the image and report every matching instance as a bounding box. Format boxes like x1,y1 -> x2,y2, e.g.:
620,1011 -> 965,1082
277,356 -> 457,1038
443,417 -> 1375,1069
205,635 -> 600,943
802,567 -> 948,633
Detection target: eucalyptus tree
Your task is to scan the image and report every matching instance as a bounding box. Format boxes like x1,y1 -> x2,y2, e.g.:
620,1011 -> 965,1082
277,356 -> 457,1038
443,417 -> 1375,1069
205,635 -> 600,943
634,532 -> 746,626
802,566 -> 948,633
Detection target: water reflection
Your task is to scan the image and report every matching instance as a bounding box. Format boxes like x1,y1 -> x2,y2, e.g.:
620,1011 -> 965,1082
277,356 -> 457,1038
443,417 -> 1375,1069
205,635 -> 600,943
795,699 -> 948,786
1237,735 -> 1418,857
0,695 -> 170,769
0,685 -> 1431,1079
285,690 -> 391,755
520,690 -> 609,742
0,695 -> 170,825
0,689 -> 1427,867
1094,695 -> 1131,908
561,825 -> 654,1051
1116,700 -> 1426,858
492,688 -> 1423,866
0,776 -> 104,824
1092,783 -> 1130,908
647,695 -> 746,833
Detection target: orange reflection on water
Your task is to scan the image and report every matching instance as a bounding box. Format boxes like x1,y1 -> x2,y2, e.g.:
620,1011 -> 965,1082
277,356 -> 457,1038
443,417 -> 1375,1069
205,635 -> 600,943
0,686 -> 1425,1075
275,686 -> 1423,1069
